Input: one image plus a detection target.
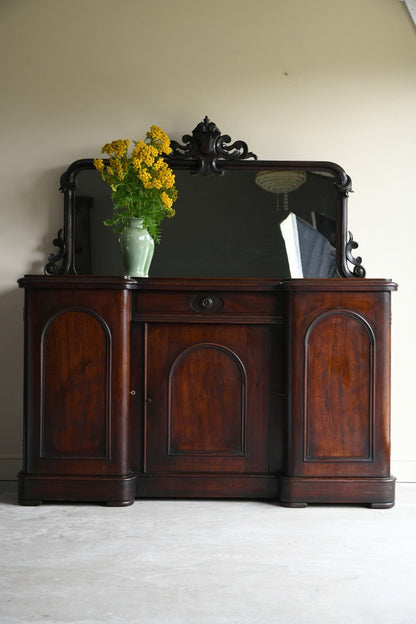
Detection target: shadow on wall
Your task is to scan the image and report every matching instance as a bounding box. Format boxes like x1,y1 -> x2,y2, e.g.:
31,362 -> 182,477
13,166 -> 69,276
48,165 -> 76,266
0,166 -> 69,480
0,288 -> 24,476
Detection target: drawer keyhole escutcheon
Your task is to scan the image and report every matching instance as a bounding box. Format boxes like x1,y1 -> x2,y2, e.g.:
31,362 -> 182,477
191,293 -> 224,313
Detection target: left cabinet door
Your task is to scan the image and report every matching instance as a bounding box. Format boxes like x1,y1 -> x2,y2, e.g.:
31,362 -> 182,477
18,277 -> 136,506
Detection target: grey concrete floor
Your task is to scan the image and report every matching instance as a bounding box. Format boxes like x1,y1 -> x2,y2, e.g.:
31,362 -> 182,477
0,481 -> 415,624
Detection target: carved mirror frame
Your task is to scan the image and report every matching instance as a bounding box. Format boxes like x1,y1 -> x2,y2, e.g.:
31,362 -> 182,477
45,117 -> 365,278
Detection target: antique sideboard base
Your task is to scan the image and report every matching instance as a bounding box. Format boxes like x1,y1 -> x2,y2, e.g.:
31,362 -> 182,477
18,275 -> 397,508
18,472 -> 136,507
134,474 -> 280,499
18,472 -> 396,508
279,476 -> 396,508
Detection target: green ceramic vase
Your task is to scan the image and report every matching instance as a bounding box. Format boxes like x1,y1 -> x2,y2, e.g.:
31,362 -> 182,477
119,218 -> 154,278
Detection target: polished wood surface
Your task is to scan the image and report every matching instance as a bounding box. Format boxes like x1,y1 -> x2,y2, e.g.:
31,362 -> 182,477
18,276 -> 397,507
42,309 -> 109,458
19,276 -> 136,505
284,281 -> 392,478
280,279 -> 395,507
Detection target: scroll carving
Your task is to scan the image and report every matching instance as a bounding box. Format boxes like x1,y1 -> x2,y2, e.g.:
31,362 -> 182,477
44,159 -> 96,275
336,177 -> 353,197
334,176 -> 366,277
346,232 -> 366,278
44,229 -> 66,275
168,116 -> 257,175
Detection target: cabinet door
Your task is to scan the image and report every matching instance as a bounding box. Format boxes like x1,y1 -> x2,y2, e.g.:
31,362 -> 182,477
143,323 -> 283,475
287,288 -> 392,478
24,287 -> 131,477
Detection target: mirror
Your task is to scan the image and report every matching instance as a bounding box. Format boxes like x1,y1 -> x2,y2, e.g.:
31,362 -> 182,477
45,118 -> 365,278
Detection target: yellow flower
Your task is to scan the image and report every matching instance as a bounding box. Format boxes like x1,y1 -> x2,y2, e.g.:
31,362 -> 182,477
101,139 -> 129,158
146,125 -> 172,155
131,141 -> 158,167
93,158 -> 105,172
107,157 -> 125,180
101,143 -> 112,155
161,191 -> 173,208
137,169 -> 152,186
150,160 -> 175,189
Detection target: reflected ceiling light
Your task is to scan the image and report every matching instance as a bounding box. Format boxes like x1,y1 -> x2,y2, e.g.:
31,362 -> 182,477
255,171 -> 307,211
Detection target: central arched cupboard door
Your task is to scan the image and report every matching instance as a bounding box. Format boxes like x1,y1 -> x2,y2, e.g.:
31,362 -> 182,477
139,322 -> 284,496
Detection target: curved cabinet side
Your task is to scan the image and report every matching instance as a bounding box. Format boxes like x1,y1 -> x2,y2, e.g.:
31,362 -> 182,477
282,280 -> 395,507
18,277 -> 135,506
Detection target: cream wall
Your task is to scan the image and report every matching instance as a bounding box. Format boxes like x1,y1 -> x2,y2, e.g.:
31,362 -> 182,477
1,0 -> 415,480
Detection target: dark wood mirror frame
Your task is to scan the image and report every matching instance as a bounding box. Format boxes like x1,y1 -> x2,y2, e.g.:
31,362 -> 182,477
45,117 -> 365,278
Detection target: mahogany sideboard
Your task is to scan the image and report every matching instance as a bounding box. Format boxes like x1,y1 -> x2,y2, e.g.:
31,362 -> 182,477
17,274 -> 397,507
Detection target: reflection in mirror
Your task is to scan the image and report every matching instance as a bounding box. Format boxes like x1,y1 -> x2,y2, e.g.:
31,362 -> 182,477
75,166 -> 339,279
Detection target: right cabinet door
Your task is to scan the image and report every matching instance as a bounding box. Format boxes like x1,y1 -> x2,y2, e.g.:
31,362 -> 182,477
286,280 -> 395,480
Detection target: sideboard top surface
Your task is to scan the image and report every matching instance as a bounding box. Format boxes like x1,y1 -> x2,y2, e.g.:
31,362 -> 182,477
18,275 -> 398,293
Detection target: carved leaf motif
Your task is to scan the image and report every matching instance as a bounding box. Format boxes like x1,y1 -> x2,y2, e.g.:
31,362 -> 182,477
168,116 -> 257,175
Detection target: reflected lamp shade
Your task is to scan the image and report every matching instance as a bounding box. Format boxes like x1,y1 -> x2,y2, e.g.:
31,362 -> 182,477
255,171 -> 307,211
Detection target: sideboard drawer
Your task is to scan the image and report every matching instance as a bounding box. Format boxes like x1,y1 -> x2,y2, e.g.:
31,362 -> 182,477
132,290 -> 283,323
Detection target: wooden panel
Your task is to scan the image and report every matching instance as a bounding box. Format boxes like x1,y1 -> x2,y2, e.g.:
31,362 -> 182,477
286,282 -> 394,481
144,323 -> 282,475
305,311 -> 374,461
168,344 -> 246,455
41,310 -> 110,458
20,280 -> 133,503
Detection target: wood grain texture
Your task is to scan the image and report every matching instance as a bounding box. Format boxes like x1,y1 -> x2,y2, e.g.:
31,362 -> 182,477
42,310 -> 110,459
168,342 -> 247,455
285,282 -> 394,482
143,322 -> 281,475
304,310 -> 374,461
20,278 -> 131,484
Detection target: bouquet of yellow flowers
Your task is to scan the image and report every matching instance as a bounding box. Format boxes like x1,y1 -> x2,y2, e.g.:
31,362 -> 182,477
94,125 -> 178,242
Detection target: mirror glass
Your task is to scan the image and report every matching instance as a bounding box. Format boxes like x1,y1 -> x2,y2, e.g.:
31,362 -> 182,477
74,166 -> 338,279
